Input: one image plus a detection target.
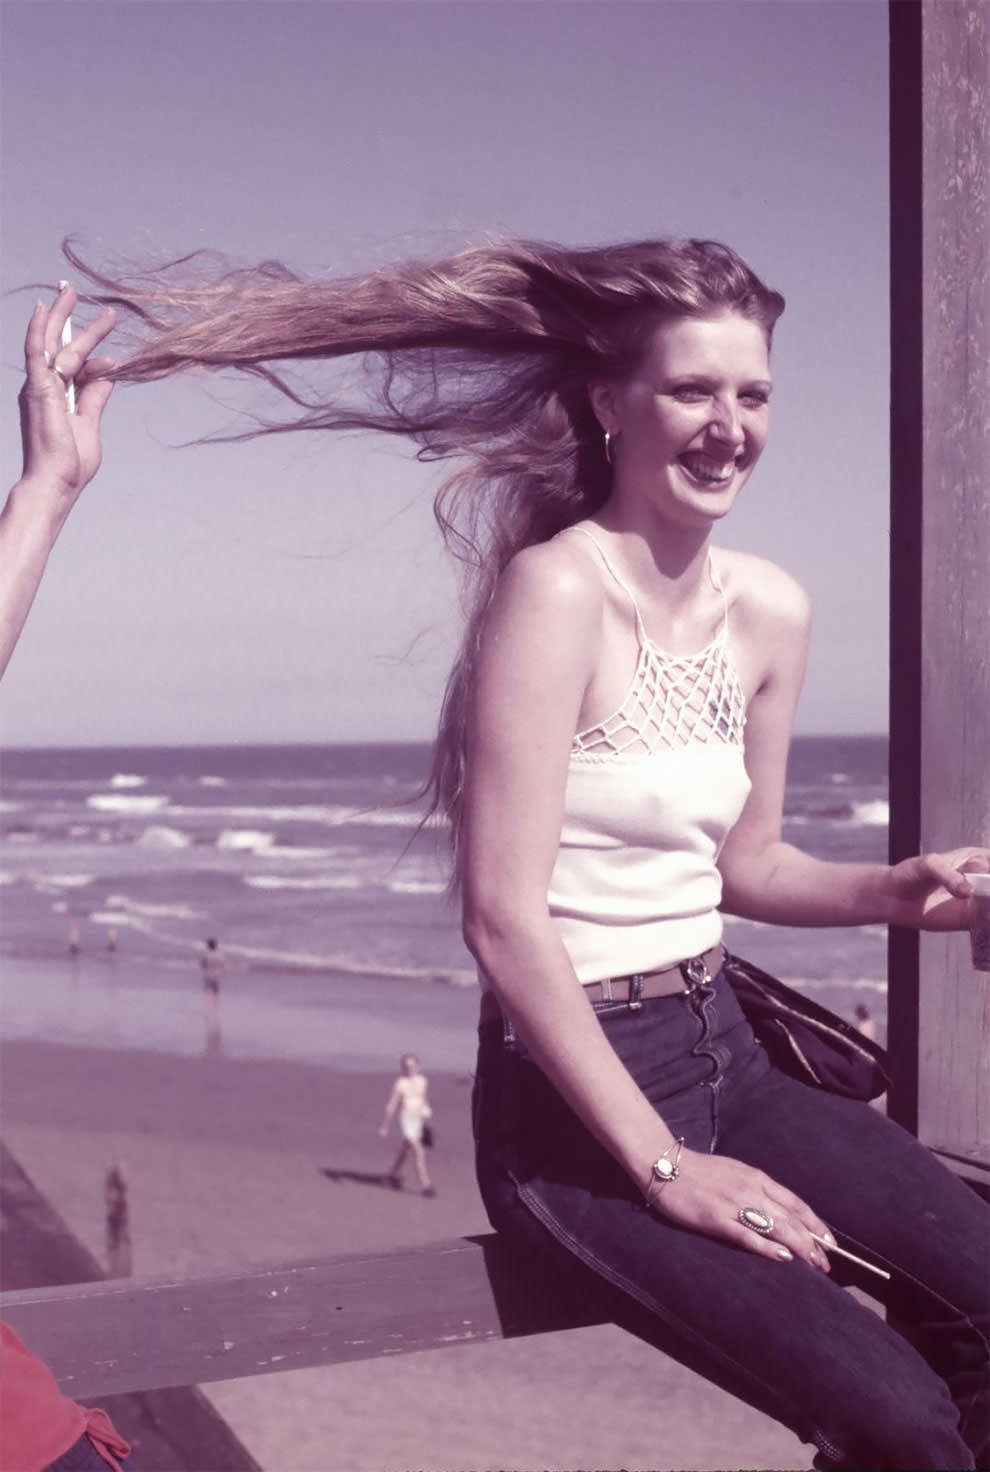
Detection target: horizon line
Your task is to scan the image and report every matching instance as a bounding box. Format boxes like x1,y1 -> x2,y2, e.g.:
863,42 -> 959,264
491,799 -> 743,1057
2,731 -> 890,755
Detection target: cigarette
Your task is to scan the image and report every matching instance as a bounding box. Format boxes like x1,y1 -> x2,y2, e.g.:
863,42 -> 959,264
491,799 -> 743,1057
811,1233 -> 890,1280
57,280 -> 76,413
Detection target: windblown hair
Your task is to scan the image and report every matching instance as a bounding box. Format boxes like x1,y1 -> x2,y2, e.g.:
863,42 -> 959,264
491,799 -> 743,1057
67,236 -> 784,865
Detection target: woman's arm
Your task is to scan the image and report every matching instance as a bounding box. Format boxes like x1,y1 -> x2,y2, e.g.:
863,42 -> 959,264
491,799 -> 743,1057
378,1083 -> 401,1136
0,286 -> 115,679
718,563 -> 988,928
462,541 -> 832,1269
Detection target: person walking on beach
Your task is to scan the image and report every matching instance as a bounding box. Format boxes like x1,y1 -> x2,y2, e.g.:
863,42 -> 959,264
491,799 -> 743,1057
200,936 -> 227,1043
56,235 -> 988,1469
378,1054 -> 435,1196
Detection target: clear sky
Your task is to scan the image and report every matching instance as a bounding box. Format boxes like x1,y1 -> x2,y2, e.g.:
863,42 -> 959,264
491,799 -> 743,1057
0,0 -> 889,747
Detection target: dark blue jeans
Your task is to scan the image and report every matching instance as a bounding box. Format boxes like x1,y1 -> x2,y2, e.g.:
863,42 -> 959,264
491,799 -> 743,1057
45,1431 -> 130,1471
473,970 -> 989,1471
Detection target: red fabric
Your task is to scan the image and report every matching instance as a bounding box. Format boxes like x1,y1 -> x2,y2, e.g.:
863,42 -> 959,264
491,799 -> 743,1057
0,1325 -> 129,1472
78,1408 -> 130,1472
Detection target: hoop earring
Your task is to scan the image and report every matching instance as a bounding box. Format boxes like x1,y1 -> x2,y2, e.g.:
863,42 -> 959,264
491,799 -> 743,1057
604,429 -> 615,466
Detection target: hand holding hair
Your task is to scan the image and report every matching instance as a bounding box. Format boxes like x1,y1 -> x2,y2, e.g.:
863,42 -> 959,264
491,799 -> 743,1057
0,286 -> 116,679
18,283 -> 116,502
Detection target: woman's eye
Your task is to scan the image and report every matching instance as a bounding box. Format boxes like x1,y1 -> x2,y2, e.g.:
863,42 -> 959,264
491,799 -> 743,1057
672,385 -> 708,402
741,392 -> 770,408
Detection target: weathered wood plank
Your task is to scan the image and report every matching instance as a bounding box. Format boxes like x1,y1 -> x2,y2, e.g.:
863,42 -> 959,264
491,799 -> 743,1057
915,0 -> 990,1173
0,1235 -> 604,1400
888,0 -> 990,1170
917,0 -> 982,1171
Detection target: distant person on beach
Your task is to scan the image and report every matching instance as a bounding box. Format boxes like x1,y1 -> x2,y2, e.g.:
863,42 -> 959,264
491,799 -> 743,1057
67,922 -> 81,960
104,1163 -> 132,1279
200,936 -> 227,992
57,236 -> 989,1469
200,937 -> 227,1043
0,289 -> 128,1472
853,1002 -> 877,1042
377,1054 -> 435,1196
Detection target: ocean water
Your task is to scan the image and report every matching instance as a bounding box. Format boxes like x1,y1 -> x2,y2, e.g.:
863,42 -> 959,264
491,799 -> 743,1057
0,737 -> 889,1066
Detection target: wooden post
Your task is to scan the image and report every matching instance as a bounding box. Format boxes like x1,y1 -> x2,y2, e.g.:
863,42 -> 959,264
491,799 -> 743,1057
888,0 -> 990,1184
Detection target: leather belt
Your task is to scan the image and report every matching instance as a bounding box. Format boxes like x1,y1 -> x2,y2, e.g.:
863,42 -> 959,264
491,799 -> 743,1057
479,944 -> 724,1022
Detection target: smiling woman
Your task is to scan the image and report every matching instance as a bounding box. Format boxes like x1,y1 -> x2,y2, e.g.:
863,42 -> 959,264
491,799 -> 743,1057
36,233 -> 990,1470
64,235 -> 785,852
589,314 -> 772,529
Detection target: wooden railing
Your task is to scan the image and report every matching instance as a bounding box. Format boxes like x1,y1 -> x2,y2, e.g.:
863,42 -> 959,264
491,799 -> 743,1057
0,1234 -> 601,1402
1,1136 -> 606,1470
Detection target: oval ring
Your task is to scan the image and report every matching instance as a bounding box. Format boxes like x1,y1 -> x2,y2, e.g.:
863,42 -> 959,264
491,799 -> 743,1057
738,1206 -> 775,1236
51,362 -> 70,383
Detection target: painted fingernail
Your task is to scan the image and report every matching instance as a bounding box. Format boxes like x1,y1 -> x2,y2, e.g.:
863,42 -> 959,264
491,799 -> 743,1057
823,1231 -> 837,1246
775,1246 -> 793,1261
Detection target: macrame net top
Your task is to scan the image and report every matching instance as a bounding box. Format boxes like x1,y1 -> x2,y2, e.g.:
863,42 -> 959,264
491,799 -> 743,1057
568,529 -> 747,761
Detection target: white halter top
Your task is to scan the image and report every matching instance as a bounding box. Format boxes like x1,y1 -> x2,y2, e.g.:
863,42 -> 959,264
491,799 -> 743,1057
547,527 -> 752,983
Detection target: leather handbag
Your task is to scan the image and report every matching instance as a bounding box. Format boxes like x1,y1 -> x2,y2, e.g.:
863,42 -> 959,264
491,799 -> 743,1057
722,951 -> 891,1101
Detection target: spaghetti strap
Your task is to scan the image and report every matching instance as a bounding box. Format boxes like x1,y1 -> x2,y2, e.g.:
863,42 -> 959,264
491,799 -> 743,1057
708,550 -> 730,631
567,525 -> 730,645
567,526 -> 648,645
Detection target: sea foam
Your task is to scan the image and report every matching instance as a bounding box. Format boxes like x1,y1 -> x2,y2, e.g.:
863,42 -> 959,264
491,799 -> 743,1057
849,799 -> 889,827
385,878 -> 447,896
217,829 -> 275,854
103,893 -> 204,922
244,874 -> 364,891
136,826 -> 192,851
87,793 -> 169,816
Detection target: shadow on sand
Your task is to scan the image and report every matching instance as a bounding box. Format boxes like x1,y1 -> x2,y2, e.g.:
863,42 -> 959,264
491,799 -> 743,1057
320,1166 -> 401,1191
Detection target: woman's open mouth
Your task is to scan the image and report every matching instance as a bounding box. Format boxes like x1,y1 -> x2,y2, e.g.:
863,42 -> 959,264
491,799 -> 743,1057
678,453 -> 738,487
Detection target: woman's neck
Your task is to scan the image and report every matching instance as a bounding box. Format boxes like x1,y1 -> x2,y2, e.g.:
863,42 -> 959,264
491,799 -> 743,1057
588,511 -> 714,607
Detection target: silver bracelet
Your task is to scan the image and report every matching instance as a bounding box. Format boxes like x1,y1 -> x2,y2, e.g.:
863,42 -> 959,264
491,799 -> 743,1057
644,1137 -> 684,1209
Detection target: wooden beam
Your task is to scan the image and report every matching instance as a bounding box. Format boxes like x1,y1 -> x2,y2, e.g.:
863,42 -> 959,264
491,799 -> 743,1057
915,0 -> 990,1177
888,0 -> 924,1135
888,0 -> 990,1170
0,1235 -> 605,1400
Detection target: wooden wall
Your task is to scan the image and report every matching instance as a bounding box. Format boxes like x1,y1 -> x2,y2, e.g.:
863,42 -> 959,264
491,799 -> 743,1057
888,0 -> 989,1183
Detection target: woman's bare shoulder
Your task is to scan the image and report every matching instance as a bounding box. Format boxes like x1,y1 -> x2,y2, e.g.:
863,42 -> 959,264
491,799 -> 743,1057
496,530 -> 606,625
716,547 -> 812,635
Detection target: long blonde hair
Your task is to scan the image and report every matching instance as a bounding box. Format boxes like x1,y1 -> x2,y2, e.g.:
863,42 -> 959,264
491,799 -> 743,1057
69,236 -> 785,863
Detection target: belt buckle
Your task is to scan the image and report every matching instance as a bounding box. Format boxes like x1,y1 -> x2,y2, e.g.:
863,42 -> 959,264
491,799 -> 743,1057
681,955 -> 712,991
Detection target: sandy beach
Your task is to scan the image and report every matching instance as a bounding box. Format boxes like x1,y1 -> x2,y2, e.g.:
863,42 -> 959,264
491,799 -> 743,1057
0,962 -> 810,1472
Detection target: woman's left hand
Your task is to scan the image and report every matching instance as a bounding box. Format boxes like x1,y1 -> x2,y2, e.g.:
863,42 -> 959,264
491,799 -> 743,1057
0,285 -> 117,681
884,848 -> 990,930
18,283 -> 116,510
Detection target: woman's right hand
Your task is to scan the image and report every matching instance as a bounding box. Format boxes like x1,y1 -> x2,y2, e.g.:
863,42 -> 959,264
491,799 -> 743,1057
650,1148 -> 834,1272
